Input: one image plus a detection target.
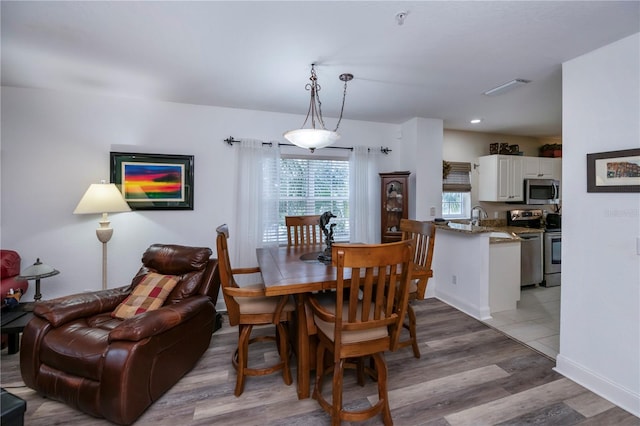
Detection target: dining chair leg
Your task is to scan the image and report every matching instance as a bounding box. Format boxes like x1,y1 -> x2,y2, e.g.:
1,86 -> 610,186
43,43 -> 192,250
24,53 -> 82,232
331,359 -> 345,426
276,322 -> 293,385
407,304 -> 421,358
313,340 -> 326,402
372,352 -> 392,426
234,324 -> 252,396
356,357 -> 366,386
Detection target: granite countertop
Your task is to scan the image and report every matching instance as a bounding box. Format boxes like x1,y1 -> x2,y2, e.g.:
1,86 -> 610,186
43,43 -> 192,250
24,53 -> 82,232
434,219 -> 544,243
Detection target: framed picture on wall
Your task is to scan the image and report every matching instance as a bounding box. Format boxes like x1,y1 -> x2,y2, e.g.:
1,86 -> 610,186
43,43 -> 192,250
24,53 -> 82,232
110,152 -> 194,210
586,148 -> 640,193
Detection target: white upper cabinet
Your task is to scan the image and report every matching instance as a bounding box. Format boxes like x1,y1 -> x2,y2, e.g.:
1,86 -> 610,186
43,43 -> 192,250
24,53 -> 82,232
523,157 -> 558,179
478,155 -> 524,202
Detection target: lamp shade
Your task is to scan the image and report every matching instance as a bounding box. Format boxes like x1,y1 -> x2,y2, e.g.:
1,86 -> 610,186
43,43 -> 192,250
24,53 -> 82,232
17,258 -> 59,280
74,183 -> 131,214
283,128 -> 340,151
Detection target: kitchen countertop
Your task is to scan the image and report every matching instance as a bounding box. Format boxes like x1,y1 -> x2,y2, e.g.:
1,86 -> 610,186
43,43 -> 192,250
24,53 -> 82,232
434,221 -> 544,243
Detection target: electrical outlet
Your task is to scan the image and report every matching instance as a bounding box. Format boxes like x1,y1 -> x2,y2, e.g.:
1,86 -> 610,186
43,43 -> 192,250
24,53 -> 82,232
430,207 -> 436,216
452,275 -> 457,285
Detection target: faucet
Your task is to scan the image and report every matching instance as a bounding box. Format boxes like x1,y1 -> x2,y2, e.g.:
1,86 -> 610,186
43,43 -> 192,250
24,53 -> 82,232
471,205 -> 488,226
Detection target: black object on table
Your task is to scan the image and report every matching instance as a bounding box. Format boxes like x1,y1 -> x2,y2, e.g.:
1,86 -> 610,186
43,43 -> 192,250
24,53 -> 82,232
1,304 -> 34,355
1,388 -> 26,426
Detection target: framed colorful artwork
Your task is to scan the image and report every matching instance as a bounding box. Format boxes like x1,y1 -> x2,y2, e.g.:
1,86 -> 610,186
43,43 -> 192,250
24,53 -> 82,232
110,152 -> 194,210
586,148 -> 640,193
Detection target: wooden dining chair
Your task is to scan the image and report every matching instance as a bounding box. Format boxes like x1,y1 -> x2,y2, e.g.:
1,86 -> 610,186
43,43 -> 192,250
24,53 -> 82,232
398,218 -> 436,358
307,240 -> 414,426
215,224 -> 294,396
285,215 -> 322,246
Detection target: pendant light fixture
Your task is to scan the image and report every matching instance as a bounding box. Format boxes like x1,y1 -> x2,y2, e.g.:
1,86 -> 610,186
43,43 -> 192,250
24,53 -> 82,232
284,64 -> 353,152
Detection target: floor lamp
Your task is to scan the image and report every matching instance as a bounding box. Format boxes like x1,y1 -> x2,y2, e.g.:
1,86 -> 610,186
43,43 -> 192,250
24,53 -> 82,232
74,180 -> 131,290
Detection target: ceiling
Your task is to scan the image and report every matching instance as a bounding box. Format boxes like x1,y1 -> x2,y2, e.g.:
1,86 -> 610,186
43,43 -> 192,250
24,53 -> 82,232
2,1 -> 639,137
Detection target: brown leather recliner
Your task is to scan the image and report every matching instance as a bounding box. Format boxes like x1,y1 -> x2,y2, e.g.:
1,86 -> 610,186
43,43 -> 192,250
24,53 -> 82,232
20,244 -> 221,425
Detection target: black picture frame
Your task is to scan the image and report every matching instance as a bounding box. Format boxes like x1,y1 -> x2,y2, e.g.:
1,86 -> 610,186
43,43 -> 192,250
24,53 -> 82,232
110,152 -> 194,210
586,148 -> 640,193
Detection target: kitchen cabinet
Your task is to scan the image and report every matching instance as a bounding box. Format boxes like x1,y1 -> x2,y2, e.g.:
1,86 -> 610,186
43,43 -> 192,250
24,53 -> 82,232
523,157 -> 558,179
380,171 -> 409,243
478,155 -> 523,202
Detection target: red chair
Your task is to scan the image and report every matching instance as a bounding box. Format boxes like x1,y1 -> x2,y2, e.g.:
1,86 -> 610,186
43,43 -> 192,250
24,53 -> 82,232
1,250 -> 29,348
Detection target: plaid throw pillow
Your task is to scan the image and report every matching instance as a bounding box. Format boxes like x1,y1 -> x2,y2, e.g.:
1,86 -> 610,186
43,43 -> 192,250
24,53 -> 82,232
112,272 -> 179,319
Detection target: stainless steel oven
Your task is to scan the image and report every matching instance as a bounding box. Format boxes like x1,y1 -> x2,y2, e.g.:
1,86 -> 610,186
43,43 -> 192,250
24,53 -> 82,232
543,230 -> 561,287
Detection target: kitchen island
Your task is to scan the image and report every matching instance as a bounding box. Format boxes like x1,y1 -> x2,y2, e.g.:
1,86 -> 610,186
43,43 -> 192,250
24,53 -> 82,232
430,221 -> 540,320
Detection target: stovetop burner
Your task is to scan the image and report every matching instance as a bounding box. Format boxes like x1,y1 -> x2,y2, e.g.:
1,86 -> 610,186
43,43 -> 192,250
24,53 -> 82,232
507,209 -> 543,229
508,209 -> 561,231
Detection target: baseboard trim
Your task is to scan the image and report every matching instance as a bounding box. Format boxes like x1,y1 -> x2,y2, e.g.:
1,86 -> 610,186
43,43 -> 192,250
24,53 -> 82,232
433,292 -> 491,321
555,354 -> 640,418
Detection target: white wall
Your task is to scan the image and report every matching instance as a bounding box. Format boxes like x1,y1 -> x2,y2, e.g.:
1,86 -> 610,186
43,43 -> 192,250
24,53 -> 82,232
557,33 -> 640,416
402,118 -> 444,221
0,86 -> 403,299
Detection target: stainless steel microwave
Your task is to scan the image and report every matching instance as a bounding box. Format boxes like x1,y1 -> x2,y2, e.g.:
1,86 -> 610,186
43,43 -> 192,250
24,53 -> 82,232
524,178 -> 560,205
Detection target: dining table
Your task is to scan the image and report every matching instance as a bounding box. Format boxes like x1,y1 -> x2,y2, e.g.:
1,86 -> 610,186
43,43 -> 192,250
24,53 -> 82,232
256,243 -> 339,400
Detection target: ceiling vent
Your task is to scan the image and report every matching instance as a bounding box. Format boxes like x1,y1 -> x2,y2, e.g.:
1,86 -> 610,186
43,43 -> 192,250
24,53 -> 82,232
483,79 -> 531,96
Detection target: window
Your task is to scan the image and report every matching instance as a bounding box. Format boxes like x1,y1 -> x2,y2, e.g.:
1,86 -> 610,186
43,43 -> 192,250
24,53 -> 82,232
274,157 -> 350,242
442,161 -> 471,219
442,192 -> 471,219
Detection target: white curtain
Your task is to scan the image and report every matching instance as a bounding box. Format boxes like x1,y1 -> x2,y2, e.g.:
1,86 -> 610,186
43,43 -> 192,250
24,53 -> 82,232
234,139 -> 280,271
349,146 -> 377,243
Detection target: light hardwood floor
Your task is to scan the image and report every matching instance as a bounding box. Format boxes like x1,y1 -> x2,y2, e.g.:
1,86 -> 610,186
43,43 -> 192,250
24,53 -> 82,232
1,298 -> 637,425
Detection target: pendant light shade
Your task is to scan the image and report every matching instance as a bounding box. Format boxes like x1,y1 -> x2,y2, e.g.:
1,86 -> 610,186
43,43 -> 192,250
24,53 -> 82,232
284,64 -> 353,152
283,128 -> 340,150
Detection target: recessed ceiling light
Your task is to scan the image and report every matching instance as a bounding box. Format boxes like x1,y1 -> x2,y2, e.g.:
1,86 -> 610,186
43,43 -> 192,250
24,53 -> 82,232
470,119 -> 482,124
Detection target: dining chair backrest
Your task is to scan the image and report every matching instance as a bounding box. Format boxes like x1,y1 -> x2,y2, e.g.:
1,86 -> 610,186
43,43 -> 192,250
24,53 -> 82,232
215,224 -> 241,324
400,219 -> 436,299
285,215 -> 322,246
331,240 -> 414,352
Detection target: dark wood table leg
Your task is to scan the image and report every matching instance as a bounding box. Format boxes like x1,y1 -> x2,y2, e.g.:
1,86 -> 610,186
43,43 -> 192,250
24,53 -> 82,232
295,294 -> 310,399
6,333 -> 19,355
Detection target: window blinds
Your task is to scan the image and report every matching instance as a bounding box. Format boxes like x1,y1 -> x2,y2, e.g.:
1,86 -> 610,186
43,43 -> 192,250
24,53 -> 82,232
276,157 -> 350,242
443,162 -> 472,192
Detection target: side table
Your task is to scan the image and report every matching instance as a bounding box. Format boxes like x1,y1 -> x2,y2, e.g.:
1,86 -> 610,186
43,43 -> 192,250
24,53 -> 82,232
1,305 -> 34,354
1,388 -> 26,426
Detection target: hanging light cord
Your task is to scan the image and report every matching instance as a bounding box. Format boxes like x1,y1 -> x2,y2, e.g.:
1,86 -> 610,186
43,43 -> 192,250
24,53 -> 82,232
299,64 -> 325,130
332,75 -> 350,132
298,64 -> 351,133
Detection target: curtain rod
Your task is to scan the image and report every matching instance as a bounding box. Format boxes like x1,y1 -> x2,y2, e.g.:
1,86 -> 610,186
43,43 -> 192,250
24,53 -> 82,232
223,137 -> 392,155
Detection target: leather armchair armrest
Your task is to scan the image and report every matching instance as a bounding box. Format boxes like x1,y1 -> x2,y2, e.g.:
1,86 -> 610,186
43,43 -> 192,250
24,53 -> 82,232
109,295 -> 212,342
34,287 -> 130,327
